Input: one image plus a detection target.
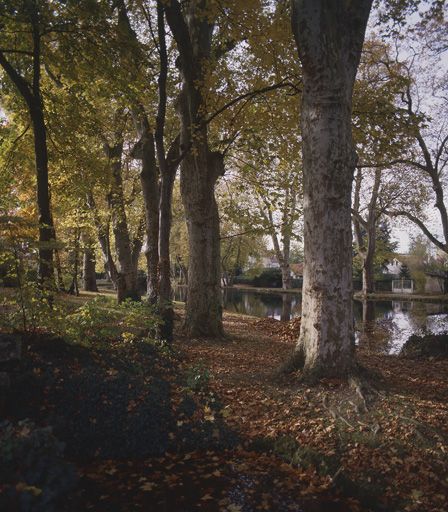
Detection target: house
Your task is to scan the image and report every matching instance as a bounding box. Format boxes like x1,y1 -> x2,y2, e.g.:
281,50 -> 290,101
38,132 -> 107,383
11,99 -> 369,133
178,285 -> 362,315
261,255 -> 279,268
384,257 -> 403,276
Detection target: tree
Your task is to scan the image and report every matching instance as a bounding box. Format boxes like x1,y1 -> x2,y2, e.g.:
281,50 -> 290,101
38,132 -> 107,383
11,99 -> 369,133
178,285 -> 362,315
290,0 -> 373,379
165,0 -> 226,337
217,181 -> 269,287
351,38 -> 414,295
399,263 -> 411,279
370,10 -> 448,255
0,1 -> 56,287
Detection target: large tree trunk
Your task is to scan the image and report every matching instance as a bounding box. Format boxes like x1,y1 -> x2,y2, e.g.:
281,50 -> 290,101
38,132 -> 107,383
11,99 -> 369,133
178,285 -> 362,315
181,151 -> 224,337
291,0 -> 372,379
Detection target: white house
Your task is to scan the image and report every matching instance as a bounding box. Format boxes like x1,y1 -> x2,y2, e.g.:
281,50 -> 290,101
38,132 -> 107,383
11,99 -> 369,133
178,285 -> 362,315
385,257 -> 402,276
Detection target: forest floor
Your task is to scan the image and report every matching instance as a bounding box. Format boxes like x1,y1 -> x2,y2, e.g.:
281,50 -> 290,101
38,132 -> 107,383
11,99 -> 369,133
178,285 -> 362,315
1,296 -> 447,512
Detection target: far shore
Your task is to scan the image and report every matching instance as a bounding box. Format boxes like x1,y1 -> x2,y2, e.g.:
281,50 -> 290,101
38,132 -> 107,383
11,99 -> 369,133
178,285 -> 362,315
223,284 -> 448,302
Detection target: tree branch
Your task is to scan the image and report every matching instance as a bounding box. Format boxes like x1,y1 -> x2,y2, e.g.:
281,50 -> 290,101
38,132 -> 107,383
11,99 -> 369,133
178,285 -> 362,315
386,210 -> 446,252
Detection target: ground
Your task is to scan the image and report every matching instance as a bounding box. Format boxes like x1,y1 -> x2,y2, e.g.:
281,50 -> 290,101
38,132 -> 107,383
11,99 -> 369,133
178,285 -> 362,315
1,295 -> 447,512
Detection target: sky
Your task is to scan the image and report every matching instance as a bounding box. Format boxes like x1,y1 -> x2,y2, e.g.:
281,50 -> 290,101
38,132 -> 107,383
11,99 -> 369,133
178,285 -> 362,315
366,5 -> 448,253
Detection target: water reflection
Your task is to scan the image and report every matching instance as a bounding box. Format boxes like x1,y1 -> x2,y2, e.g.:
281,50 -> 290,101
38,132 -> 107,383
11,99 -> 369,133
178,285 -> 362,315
172,286 -> 448,354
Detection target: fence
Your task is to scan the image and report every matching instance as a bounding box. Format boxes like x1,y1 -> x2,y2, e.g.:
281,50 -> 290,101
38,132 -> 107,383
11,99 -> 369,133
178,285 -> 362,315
392,279 -> 414,294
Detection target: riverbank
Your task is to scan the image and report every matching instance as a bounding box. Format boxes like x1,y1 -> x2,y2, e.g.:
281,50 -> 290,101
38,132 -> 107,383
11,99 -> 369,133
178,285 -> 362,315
353,291 -> 448,302
230,285 -> 448,303
230,284 -> 301,294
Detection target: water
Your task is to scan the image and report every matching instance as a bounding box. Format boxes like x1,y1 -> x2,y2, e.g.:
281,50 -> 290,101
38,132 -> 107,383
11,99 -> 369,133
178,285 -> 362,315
173,286 -> 448,354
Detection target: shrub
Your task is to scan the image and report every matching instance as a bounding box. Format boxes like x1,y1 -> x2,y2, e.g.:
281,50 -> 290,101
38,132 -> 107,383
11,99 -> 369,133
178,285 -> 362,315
0,281 -> 65,334
0,419 -> 77,512
64,295 -> 161,345
253,268 -> 283,288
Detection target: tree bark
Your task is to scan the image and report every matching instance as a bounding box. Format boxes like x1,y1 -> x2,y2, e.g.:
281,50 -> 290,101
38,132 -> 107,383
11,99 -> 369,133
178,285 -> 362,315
165,0 -> 224,337
158,137 -> 180,341
353,167 -> 381,296
281,294 -> 293,321
132,114 -> 160,303
81,232 -> 98,292
291,0 -> 372,379
0,9 -> 55,289
181,151 -> 224,337
87,193 -> 119,288
105,138 -> 141,302
261,199 -> 293,290
30,106 -> 54,288
68,228 -> 80,296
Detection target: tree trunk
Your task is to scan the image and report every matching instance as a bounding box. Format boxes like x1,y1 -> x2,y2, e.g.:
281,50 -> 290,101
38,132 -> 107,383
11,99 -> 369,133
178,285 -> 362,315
165,1 -> 224,338
68,229 -> 80,296
30,106 -> 55,288
158,142 -> 179,341
81,232 -> 98,292
264,203 -> 292,290
362,237 -> 375,295
0,7 -> 55,291
133,116 -> 160,303
105,140 -> 140,302
181,151 -> 223,337
54,244 -> 65,292
281,263 -> 292,290
281,294 -> 293,322
291,0 -> 372,379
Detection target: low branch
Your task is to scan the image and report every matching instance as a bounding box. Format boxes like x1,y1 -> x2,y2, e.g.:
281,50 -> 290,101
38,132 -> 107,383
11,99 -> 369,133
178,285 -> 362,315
205,78 -> 301,126
386,209 -> 447,252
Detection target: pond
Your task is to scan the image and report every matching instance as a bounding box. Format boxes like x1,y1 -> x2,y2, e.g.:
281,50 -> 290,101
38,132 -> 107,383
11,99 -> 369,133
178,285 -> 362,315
173,286 -> 448,354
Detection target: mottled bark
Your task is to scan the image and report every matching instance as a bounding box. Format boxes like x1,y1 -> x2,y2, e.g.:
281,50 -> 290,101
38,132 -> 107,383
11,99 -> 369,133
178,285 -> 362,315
165,0 -> 224,337
291,0 -> 372,378
181,150 -> 224,337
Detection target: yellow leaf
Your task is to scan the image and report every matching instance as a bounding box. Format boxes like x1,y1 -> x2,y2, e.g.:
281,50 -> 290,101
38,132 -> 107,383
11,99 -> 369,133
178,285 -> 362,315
140,482 -> 156,492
